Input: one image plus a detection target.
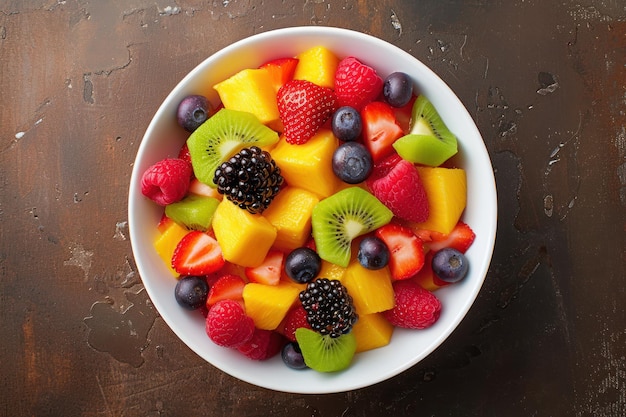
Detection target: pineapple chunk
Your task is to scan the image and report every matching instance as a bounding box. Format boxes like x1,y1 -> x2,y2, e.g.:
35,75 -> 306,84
271,129 -> 341,198
352,313 -> 394,353
243,281 -> 304,330
154,220 -> 189,277
212,199 -> 277,267
342,262 -> 395,315
293,46 -> 339,89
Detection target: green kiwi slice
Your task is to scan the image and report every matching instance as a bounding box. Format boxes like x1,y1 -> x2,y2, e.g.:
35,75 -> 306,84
295,328 -> 357,372
392,95 -> 458,166
164,194 -> 220,231
186,108 -> 279,187
311,187 -> 393,267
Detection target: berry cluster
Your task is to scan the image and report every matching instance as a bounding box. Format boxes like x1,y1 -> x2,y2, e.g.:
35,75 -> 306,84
299,278 -> 358,338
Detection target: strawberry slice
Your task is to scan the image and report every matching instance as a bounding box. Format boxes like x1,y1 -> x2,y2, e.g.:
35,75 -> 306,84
279,303 -> 312,342
393,95 -> 416,133
260,57 -> 299,92
335,57 -> 383,110
277,79 -> 337,144
375,223 -> 425,280
171,231 -> 225,276
423,221 -> 476,254
206,274 -> 246,307
237,328 -> 286,360
360,101 -> 405,162
244,250 -> 284,286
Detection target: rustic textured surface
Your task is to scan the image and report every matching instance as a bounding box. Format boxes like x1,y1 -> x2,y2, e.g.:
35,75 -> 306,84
1,1 -> 624,416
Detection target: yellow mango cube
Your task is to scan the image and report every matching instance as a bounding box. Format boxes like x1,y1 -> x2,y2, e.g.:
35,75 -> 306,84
243,281 -> 304,330
262,187 -> 319,252
271,129 -> 341,198
352,313 -> 394,353
342,262 -> 395,315
294,46 -> 339,89
154,220 -> 190,277
213,68 -> 280,125
318,261 -> 347,282
212,199 -> 277,267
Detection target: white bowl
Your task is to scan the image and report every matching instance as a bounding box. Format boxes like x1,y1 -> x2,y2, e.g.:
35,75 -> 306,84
128,26 -> 497,394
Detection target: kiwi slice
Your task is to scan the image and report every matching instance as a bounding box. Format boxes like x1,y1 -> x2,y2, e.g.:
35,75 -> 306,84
186,108 -> 279,186
295,328 -> 357,372
392,95 -> 458,166
164,194 -> 220,231
311,187 -> 393,267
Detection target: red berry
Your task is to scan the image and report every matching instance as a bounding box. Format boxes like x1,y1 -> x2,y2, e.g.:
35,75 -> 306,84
281,304 -> 312,342
205,300 -> 254,348
384,281 -> 441,329
171,231 -> 225,276
237,328 -> 286,360
335,57 -> 383,111
141,158 -> 192,206
375,223 -> 425,280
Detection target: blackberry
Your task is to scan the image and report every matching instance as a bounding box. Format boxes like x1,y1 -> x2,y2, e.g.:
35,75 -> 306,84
213,146 -> 284,214
299,278 -> 358,338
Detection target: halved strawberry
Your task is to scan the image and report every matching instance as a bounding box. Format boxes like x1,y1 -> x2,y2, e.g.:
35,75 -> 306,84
422,221 -> 476,254
360,101 -> 404,162
244,250 -> 284,286
206,274 -> 246,307
335,56 -> 383,110
171,231 -> 225,275
237,328 -> 286,360
279,303 -> 312,342
393,95 -> 416,133
375,223 -> 425,280
260,57 -> 299,92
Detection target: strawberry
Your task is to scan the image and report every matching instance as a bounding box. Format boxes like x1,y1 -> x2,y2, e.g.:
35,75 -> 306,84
157,213 -> 174,234
244,250 -> 284,286
177,142 -> 192,167
280,304 -> 311,342
366,154 -> 429,223
393,95 -> 416,133
188,177 -> 222,199
260,57 -> 299,92
412,251 -> 451,292
206,274 -> 245,307
360,102 -> 405,162
384,281 -> 442,329
205,299 -> 255,347
277,79 -> 337,144
420,221 -> 476,254
141,158 -> 192,206
171,231 -> 225,276
237,328 -> 286,360
375,223 -> 425,280
334,57 -> 383,110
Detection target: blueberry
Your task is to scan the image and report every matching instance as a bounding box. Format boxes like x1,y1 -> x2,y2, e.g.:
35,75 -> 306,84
332,106 -> 362,141
285,247 -> 322,284
431,248 -> 469,283
174,276 -> 209,310
281,342 -> 307,369
357,236 -> 390,270
177,95 -> 211,132
332,142 -> 373,184
383,72 -> 413,108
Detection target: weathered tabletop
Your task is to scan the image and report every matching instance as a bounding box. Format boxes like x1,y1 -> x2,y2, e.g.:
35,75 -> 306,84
1,1 -> 624,416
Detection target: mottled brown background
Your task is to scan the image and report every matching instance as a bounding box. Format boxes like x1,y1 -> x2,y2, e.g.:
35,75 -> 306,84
1,1 -> 624,416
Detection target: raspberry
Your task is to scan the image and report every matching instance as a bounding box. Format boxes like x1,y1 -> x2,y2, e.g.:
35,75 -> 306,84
383,281 -> 441,329
334,57 -> 383,111
141,158 -> 192,206
237,328 -> 286,360
205,299 -> 254,347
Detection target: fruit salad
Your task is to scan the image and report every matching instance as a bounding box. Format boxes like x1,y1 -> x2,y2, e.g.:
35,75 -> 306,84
140,46 -> 476,373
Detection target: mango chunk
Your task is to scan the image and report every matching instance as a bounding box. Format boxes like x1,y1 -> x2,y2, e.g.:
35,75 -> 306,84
243,281 -> 304,330
318,261 -> 347,282
294,46 -> 339,89
154,220 -> 190,277
342,262 -> 395,315
352,313 -> 394,353
413,167 -> 466,235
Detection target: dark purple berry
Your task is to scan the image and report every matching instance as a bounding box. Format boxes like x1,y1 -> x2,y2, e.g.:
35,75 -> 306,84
281,342 -> 307,369
431,248 -> 469,283
331,106 -> 362,141
174,276 -> 209,310
177,95 -> 211,132
357,236 -> 390,270
383,72 -> 413,108
332,141 -> 373,184
285,247 -> 321,284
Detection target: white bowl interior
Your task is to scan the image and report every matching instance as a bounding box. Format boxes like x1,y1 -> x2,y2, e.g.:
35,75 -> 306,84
128,26 -> 497,394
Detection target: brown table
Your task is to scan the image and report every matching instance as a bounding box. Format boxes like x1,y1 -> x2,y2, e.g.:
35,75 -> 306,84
2,1 -> 624,415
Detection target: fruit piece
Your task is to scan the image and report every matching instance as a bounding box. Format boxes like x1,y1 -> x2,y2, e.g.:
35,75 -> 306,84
186,108 -> 279,187
244,250 -> 284,286
299,278 -> 358,338
383,281 -> 442,329
177,94 -> 212,132
213,146 -> 284,214
293,46 -> 339,89
164,194 -> 220,232
383,72 -> 413,108
281,341 -> 307,369
259,57 -> 299,92
284,247 -> 322,284
178,142 -> 193,167
317,261 -> 346,282
171,231 -> 225,276
205,299 -> 255,347
211,198 -> 277,267
237,328 -> 286,360
431,248 -> 469,283
392,95 -> 458,166
311,187 -> 393,268
332,141 -> 373,184
154,220 -> 190,277
281,304 -> 312,342
271,128 -> 341,198
262,186 -> 320,252
277,79 -> 337,145
412,167 -> 467,235
342,261 -> 395,315
411,252 -> 451,292
422,221 -> 476,253
174,276 -> 209,310
351,313 -> 394,353
332,106 -> 362,141
375,223 -> 425,280
242,281 -> 304,330
357,236 -> 389,270
334,56 -> 383,110
188,177 -> 223,199
366,154 -> 429,223
295,328 -> 356,373
360,101 -> 404,162
206,274 -> 246,307
393,95 -> 416,133
213,68 -> 280,125
157,213 -> 175,234
141,158 -> 192,206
